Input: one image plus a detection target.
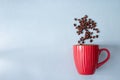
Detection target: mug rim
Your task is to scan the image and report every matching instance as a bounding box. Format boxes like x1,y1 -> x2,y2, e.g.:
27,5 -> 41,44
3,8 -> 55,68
73,44 -> 99,46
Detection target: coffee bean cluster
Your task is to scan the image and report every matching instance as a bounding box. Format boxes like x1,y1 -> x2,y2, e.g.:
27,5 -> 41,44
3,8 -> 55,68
73,15 -> 100,44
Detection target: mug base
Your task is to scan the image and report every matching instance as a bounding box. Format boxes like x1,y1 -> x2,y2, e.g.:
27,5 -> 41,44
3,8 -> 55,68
78,72 -> 95,75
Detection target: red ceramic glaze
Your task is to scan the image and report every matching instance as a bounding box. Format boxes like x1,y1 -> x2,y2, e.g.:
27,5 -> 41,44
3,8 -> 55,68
73,44 -> 110,75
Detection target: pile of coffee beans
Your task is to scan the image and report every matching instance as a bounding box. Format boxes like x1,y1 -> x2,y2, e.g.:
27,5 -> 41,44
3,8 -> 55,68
73,15 -> 100,44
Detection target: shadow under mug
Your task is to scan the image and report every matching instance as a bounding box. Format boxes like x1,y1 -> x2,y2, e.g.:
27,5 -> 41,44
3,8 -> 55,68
73,44 -> 110,75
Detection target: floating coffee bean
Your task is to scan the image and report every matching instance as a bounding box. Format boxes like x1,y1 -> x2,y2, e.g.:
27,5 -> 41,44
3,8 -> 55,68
89,19 -> 91,21
78,19 -> 81,22
90,36 -> 92,38
84,15 -> 88,18
82,41 -> 85,44
93,28 -> 96,30
76,31 -> 80,34
90,39 -> 93,42
90,32 -> 93,34
93,36 -> 96,38
74,18 -> 77,21
96,35 -> 99,38
92,24 -> 96,27
97,30 -> 100,33
74,24 -> 77,26
75,27 -> 78,29
73,15 -> 100,44
78,40 -> 80,43
81,31 -> 83,34
80,37 -> 84,40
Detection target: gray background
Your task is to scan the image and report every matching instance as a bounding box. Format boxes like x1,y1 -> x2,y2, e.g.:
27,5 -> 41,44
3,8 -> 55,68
0,0 -> 120,80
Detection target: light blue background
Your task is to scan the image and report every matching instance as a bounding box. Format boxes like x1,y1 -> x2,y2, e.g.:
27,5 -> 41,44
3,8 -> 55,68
0,0 -> 120,80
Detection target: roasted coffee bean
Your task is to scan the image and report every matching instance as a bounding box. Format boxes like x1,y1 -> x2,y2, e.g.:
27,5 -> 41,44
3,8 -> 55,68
89,19 -> 91,21
84,15 -> 88,18
78,40 -> 80,43
96,28 -> 99,30
75,27 -> 78,29
74,24 -> 77,26
90,32 -> 93,34
74,15 -> 100,44
97,30 -> 100,33
82,41 -> 85,44
81,31 -> 83,34
78,28 -> 83,31
90,36 -> 92,38
93,36 -> 96,38
96,35 -> 99,38
90,27 -> 93,29
88,25 -> 91,28
81,18 -> 84,20
84,19 -> 87,22
93,28 -> 97,30
92,24 -> 96,27
90,39 -> 93,42
92,20 -> 94,23
76,31 -> 80,33
94,22 -> 96,25
78,19 -> 81,22
85,29 -> 88,31
74,18 -> 77,21
80,37 -> 84,40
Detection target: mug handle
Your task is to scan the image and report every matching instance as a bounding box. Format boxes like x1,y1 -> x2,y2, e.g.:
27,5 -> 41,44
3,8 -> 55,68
97,48 -> 110,68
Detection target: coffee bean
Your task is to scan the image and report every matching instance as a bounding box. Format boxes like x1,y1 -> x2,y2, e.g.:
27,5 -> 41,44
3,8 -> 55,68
74,18 -> 77,21
76,31 -> 80,33
82,41 -> 85,44
78,40 -> 80,43
89,19 -> 91,21
90,39 -> 93,42
74,15 -> 100,44
92,20 -> 94,23
80,37 -> 84,40
93,28 -> 96,30
81,18 -> 84,20
96,35 -> 99,38
93,36 -> 96,38
92,24 -> 96,27
78,19 -> 81,22
90,36 -> 92,38
94,22 -> 97,25
90,32 -> 93,34
93,28 -> 98,31
84,19 -> 87,22
81,31 -> 83,34
74,24 -> 77,26
97,30 -> 100,33
84,15 -> 88,18
88,25 -> 91,28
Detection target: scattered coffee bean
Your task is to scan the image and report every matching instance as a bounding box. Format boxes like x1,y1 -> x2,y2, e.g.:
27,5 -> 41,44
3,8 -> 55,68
90,32 -> 93,34
93,36 -> 96,38
84,15 -> 88,18
74,18 -> 77,21
97,30 -> 100,33
78,40 -> 80,43
90,39 -> 93,42
74,24 -> 77,26
73,15 -> 100,44
78,19 -> 81,22
82,41 -> 85,44
96,35 -> 99,38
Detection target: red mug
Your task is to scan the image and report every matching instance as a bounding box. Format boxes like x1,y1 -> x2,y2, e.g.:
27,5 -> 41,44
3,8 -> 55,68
73,44 -> 110,75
